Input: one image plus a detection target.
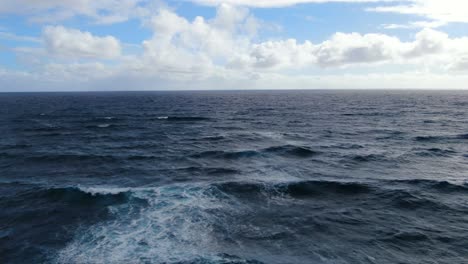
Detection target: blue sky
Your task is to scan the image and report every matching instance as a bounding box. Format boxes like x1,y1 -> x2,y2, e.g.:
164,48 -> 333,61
1,0 -> 468,91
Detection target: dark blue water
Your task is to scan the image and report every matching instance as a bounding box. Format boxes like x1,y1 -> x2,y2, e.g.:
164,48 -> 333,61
1,91 -> 467,264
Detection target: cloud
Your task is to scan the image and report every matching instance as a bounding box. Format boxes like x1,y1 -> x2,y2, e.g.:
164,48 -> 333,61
370,0 -> 468,24
313,32 -> 399,67
3,65 -> 468,91
140,5 -> 433,72
404,28 -> 448,57
140,4 -> 256,74
16,20 -> 468,91
3,3 -> 468,91
187,0 -> 396,8
227,28 -> 468,70
0,0 -> 152,23
448,57 -> 468,72
382,20 -> 447,29
43,26 -> 122,59
229,39 -> 316,69
0,31 -> 41,43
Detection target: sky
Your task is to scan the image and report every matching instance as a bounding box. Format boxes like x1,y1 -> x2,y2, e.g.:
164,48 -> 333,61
1,0 -> 468,91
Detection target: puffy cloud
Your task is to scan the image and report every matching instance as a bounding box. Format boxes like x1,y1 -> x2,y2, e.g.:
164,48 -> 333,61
142,5 -> 460,72
229,39 -> 316,69
34,10 -> 467,74
313,32 -> 400,67
141,4 -> 255,74
4,3 -> 468,91
228,28 -> 468,70
404,28 -> 448,57
43,26 -> 122,59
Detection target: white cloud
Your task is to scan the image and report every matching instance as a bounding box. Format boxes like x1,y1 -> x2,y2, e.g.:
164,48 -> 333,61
448,57 -> 468,72
0,31 -> 41,43
227,28 -> 468,70
370,0 -> 468,24
0,0 -> 152,23
313,32 -> 400,67
140,4 -> 256,75
404,28 -> 447,57
43,26 -> 122,59
141,6 -> 459,73
187,0 -> 396,8
3,3 -> 468,91
382,20 -> 447,29
3,65 -> 468,91
13,21 -> 468,91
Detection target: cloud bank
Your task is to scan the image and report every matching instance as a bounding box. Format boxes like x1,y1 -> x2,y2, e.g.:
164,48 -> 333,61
1,1 -> 468,91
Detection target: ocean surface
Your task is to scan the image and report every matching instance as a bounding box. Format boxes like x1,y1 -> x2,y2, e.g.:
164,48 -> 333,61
0,90 -> 467,264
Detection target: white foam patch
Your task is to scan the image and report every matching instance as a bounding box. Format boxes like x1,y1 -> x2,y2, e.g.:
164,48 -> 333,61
55,183 -> 243,264
78,186 -> 137,195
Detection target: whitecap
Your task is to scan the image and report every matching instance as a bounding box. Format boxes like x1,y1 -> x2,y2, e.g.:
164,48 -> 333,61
77,186 -> 133,196
55,183 -> 241,264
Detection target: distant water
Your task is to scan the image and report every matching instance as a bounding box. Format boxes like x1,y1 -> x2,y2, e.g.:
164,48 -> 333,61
1,90 -> 467,264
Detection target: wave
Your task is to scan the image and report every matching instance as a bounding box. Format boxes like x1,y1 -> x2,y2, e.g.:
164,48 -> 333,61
54,183 -> 238,264
32,186 -> 137,206
169,254 -> 264,264
321,143 -> 364,150
380,231 -> 430,243
415,135 -> 445,142
385,191 -> 445,210
192,145 -> 319,160
3,179 -> 454,263
98,124 -> 111,128
191,150 -> 260,160
413,148 -> 457,157
415,134 -> 468,142
155,116 -> 212,122
176,166 -> 240,176
22,126 -> 63,132
342,112 -> 397,117
19,120 -> 63,131
99,116 -> 118,121
20,153 -> 159,164
388,179 -> 468,193
214,180 -> 373,199
213,180 -> 460,212
200,135 -> 226,141
85,123 -> 114,129
263,145 -> 319,158
13,179 -> 460,211
348,154 -> 388,163
423,120 -> 437,124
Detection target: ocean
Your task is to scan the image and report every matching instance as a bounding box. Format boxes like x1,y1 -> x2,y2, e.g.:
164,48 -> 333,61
0,90 -> 467,264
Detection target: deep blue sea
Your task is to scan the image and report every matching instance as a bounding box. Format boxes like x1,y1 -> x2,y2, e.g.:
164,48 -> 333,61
1,90 -> 467,264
